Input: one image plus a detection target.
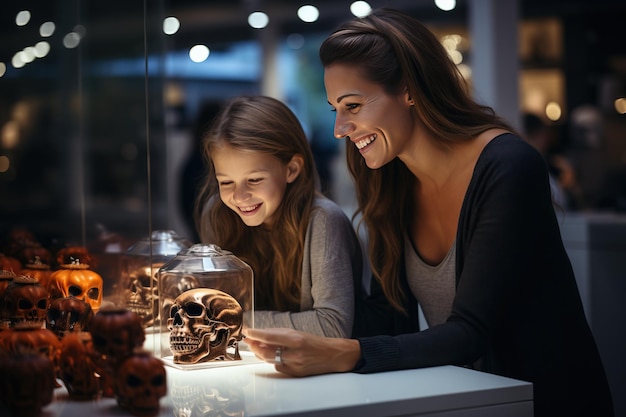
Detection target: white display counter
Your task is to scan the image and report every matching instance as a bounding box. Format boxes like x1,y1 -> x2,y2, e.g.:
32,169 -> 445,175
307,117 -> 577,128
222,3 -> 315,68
42,361 -> 533,417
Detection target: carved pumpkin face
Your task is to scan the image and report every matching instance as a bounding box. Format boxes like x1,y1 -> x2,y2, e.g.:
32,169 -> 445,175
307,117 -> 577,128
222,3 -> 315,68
46,296 -> 94,340
1,275 -> 49,327
89,307 -> 145,364
114,350 -> 167,416
48,262 -> 103,312
0,323 -> 61,368
58,332 -> 101,400
0,351 -> 56,417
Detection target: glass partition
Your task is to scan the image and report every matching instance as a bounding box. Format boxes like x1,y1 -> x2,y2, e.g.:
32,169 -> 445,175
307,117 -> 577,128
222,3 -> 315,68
0,0 -> 167,301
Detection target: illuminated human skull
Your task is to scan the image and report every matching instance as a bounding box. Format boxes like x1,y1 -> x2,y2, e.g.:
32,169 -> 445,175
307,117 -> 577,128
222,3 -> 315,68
115,350 -> 167,416
46,296 -> 94,340
159,273 -> 200,328
167,288 -> 243,364
1,275 -> 48,327
124,264 -> 162,328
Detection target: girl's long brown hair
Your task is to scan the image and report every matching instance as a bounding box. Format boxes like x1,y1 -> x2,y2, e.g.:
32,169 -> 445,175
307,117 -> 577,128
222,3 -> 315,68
194,96 -> 320,311
320,8 -> 511,313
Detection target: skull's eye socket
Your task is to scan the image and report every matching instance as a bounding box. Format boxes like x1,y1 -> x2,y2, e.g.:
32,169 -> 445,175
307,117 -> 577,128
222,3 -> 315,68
126,374 -> 143,387
183,303 -> 203,317
87,288 -> 99,301
169,306 -> 179,318
69,311 -> 80,323
18,299 -> 34,309
138,275 -> 152,287
151,375 -> 165,386
68,285 -> 83,297
92,335 -> 106,348
47,308 -> 61,321
36,298 -> 47,309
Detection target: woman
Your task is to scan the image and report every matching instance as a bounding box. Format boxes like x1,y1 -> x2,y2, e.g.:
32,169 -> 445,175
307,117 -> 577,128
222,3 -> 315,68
195,95 -> 362,338
244,9 -> 613,417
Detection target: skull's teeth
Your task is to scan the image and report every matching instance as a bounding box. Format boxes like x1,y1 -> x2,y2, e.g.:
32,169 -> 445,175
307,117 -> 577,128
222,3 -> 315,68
169,335 -> 200,353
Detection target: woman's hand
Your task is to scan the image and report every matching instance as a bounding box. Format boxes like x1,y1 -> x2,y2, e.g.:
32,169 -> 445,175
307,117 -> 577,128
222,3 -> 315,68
244,328 -> 361,377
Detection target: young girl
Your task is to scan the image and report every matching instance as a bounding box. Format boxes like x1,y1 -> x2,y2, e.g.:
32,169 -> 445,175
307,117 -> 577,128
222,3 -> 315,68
194,95 -> 362,338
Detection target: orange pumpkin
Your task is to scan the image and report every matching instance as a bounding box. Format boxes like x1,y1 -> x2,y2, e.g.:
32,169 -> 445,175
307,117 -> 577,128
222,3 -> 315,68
0,322 -> 61,366
56,246 -> 97,269
58,332 -> 101,399
0,350 -> 56,416
19,256 -> 52,289
1,275 -> 49,328
114,349 -> 167,415
15,241 -> 52,267
0,253 -> 21,272
48,260 -> 103,313
89,307 -> 145,365
0,269 -> 15,299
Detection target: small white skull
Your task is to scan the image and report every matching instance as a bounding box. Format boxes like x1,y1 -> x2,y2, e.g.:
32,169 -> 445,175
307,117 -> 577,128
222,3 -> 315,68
167,288 -> 243,364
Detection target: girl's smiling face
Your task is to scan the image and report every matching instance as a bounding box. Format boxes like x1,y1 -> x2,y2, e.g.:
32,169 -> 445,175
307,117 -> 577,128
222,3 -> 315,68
324,63 -> 415,169
212,144 -> 301,227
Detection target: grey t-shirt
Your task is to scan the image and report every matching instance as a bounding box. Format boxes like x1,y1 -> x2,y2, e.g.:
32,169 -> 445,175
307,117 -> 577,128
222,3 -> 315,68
246,196 -> 362,338
404,234 -> 456,328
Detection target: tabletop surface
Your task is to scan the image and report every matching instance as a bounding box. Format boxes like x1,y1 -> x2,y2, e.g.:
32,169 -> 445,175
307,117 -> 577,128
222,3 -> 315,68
42,356 -> 533,417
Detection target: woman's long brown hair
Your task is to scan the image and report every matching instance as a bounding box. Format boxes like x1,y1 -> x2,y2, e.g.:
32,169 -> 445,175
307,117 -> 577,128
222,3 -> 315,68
194,96 -> 320,311
319,8 -> 511,313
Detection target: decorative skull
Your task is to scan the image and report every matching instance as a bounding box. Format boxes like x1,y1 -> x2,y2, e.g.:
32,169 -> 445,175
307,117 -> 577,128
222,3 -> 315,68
0,351 -> 56,417
58,332 -> 101,400
114,349 -> 167,416
0,322 -> 62,381
48,260 -> 103,312
159,273 -> 200,327
1,275 -> 48,327
168,288 -> 243,364
46,296 -> 94,340
89,307 -> 146,366
123,264 -> 162,328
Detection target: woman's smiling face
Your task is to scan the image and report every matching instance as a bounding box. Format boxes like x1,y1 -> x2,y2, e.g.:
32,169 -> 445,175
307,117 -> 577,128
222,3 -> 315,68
324,63 -> 415,169
212,145 -> 300,228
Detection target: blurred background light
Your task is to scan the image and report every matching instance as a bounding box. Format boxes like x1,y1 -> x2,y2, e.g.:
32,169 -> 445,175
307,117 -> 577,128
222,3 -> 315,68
434,0 -> 456,11
545,101 -> 562,121
39,22 -> 55,37
63,32 -> 81,48
248,11 -> 269,29
297,5 -> 320,23
350,1 -> 372,17
163,16 -> 180,35
189,44 -> 210,62
16,10 -> 31,26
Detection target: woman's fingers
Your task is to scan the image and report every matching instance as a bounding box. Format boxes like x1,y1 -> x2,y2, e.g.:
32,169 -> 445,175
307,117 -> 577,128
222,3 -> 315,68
244,328 -> 361,377
244,327 -> 299,346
